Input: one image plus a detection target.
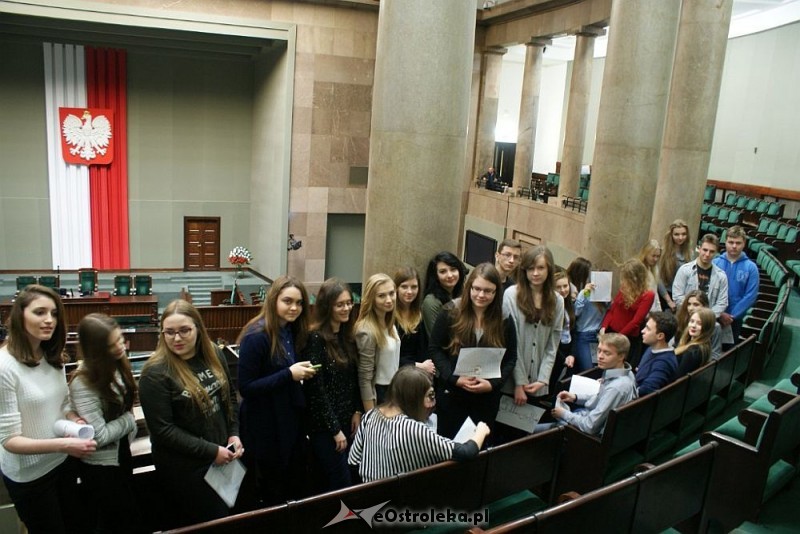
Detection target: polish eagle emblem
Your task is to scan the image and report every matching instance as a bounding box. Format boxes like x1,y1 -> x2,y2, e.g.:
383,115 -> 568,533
59,108 -> 114,164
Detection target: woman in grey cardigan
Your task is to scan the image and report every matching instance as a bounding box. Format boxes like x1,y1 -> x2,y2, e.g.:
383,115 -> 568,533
69,313 -> 142,533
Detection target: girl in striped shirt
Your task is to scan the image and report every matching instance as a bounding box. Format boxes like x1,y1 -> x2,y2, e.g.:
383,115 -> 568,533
348,366 -> 489,483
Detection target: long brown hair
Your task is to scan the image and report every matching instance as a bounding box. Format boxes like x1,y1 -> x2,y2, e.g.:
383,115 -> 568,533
675,290 -> 709,341
143,300 -> 233,417
515,246 -> 557,325
383,366 -> 432,423
447,263 -> 505,356
393,266 -> 423,335
239,276 -> 309,361
311,278 -> 357,368
675,307 -> 715,365
4,285 -> 67,368
619,259 -> 650,308
659,219 -> 692,287
567,256 -> 607,313
72,314 -> 136,420
355,273 -> 398,351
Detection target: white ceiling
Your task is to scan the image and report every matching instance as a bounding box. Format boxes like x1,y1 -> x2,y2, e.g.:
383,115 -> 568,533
501,0 -> 800,63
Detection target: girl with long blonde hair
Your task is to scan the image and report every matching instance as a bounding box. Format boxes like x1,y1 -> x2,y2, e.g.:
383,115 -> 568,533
637,239 -> 663,312
659,219 -> 693,311
355,273 -> 400,411
675,307 -> 715,375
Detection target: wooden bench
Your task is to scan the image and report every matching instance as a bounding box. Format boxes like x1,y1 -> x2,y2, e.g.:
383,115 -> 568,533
468,442 -> 718,534
699,390 -> 800,531
159,428 -> 565,533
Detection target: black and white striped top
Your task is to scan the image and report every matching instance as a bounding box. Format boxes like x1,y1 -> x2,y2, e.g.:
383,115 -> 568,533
347,408 -> 478,482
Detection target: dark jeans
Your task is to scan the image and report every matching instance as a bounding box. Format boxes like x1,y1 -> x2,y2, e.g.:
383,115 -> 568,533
309,431 -> 352,492
79,440 -> 144,533
3,457 -> 83,534
573,330 -> 598,372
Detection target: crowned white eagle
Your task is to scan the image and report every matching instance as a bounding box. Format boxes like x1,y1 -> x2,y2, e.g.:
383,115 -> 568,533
62,110 -> 112,161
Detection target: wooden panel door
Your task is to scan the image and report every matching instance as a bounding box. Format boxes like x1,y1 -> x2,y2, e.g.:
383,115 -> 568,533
184,217 -> 220,271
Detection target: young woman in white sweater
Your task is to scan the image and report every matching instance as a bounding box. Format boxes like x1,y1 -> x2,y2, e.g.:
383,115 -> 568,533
0,285 -> 96,533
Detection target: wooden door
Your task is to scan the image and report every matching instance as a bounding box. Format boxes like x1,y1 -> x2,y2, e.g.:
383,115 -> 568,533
184,217 -> 220,271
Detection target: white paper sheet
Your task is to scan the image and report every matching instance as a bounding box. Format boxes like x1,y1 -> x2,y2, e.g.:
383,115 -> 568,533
569,374 -> 601,397
204,459 -> 247,508
590,271 -> 613,302
496,395 -> 546,433
453,417 -> 477,444
453,347 -> 505,379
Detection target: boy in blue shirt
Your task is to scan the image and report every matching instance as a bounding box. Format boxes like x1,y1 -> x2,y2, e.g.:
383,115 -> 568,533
636,311 -> 678,396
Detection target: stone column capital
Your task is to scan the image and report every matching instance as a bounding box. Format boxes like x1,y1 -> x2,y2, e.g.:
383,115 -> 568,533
575,25 -> 606,38
524,38 -> 551,48
483,45 -> 508,56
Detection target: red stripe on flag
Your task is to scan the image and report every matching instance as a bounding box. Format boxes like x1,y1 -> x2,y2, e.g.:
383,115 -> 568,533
87,46 -> 129,269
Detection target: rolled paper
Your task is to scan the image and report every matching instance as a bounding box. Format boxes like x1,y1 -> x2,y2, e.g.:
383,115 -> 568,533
53,419 -> 95,440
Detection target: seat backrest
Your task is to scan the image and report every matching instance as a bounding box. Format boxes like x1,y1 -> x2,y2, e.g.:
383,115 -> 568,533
632,442 -> 717,533
766,219 -> 780,236
766,202 -> 782,216
134,275 -> 152,295
606,393 -> 657,456
38,275 -> 60,289
710,349 -> 736,397
707,205 -> 720,218
682,362 -> 716,415
756,200 -> 769,213
78,268 -> 98,294
717,207 -> 729,220
724,193 -> 736,206
745,197 -> 758,210
396,450 -> 488,512
16,275 -> 37,290
735,196 -> 749,209
727,210 -> 741,224
650,374 -> 690,433
761,394 -> 800,464
534,476 -> 638,533
481,427 -> 564,505
757,218 -> 771,233
783,226 -> 798,244
114,275 -> 132,296
732,335 -> 756,383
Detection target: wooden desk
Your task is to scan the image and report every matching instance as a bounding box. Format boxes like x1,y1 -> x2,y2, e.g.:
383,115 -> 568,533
197,304 -> 261,344
0,294 -> 158,328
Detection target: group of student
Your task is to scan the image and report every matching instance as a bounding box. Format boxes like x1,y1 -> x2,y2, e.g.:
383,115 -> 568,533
0,220 -> 759,532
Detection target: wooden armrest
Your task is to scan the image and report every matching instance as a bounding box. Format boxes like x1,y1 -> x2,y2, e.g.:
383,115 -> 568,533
738,408 -> 768,445
768,388 -> 798,408
556,491 -> 581,503
701,430 -> 759,455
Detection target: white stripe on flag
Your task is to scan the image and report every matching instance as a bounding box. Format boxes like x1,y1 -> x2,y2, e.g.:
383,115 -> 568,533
43,42 -> 92,270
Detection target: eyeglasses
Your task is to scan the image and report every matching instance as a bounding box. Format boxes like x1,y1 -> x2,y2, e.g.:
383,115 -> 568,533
470,286 -> 496,296
499,252 -> 521,261
163,326 -> 195,339
334,301 -> 354,310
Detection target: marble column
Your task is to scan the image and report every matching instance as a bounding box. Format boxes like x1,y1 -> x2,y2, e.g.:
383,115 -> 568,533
513,38 -> 550,189
651,0 -> 734,241
474,46 -> 507,180
559,28 -> 603,200
363,0 -> 476,278
580,0 -> 681,271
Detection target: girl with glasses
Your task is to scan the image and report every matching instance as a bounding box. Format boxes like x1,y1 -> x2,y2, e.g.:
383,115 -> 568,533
237,276 -> 316,505
429,263 -> 517,440
303,278 -> 361,491
69,313 -> 142,533
0,285 -> 94,534
348,366 -> 489,483
139,299 -> 241,527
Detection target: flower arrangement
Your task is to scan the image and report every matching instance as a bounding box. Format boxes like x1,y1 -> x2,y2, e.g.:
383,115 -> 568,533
228,246 -> 253,266
229,246 -> 252,279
